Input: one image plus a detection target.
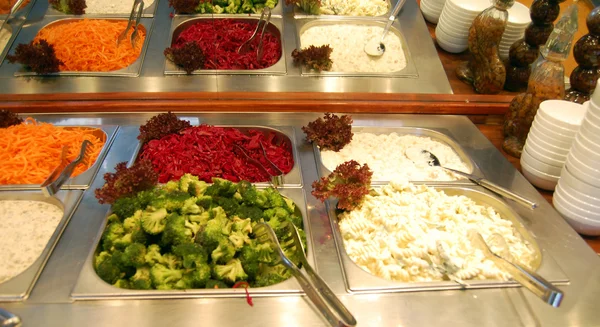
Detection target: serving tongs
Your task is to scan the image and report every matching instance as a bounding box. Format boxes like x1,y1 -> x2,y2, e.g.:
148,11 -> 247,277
254,222 -> 357,327
237,7 -> 271,61
0,0 -> 27,34
233,143 -> 284,188
41,140 -> 91,197
117,0 -> 144,47
0,307 -> 21,327
468,230 -> 564,308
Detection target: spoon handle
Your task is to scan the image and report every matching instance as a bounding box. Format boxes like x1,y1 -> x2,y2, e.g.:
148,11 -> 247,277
381,0 -> 407,42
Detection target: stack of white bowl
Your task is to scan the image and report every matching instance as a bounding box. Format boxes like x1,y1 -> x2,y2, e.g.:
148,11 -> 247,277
435,0 -> 530,55
521,100 -> 586,191
421,0 -> 446,24
554,96 -> 600,235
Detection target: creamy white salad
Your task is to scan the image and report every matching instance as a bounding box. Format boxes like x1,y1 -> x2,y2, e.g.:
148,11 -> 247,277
300,24 -> 407,73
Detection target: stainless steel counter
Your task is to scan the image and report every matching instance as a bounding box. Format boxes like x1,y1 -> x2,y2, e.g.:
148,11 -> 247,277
0,0 -> 452,96
1,113 -> 598,327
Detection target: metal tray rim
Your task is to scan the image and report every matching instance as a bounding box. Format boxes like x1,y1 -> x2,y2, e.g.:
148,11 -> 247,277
44,0 -> 159,17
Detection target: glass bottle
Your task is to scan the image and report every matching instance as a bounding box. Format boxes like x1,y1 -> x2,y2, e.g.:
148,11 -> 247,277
503,3 -> 579,158
456,0 -> 514,94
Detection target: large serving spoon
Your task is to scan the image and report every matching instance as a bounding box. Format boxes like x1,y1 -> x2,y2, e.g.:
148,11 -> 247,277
364,0 -> 408,57
405,148 -> 538,209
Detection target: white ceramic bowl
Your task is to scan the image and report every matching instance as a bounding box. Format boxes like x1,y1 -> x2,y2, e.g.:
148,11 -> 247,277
586,99 -> 600,116
554,187 -> 600,220
576,130 -> 600,154
579,116 -> 600,144
590,80 -> 600,107
446,0 -> 488,14
439,8 -> 476,28
530,122 -> 574,149
560,164 -> 600,198
523,141 -> 566,167
443,1 -> 480,18
538,100 -> 586,130
556,178 -> 600,210
556,172 -> 600,205
437,17 -> 470,37
531,119 -> 577,144
436,25 -> 468,45
527,129 -> 570,155
524,136 -> 567,162
565,152 -> 600,187
521,159 -> 559,190
569,140 -> 600,175
534,113 -> 578,137
436,35 -> 468,53
422,9 -> 441,24
584,104 -> 600,128
553,192 -> 600,236
421,0 -> 444,12
521,147 -> 563,176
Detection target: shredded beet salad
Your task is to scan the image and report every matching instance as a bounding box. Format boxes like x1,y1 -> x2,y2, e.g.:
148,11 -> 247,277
173,20 -> 281,70
139,125 -> 294,183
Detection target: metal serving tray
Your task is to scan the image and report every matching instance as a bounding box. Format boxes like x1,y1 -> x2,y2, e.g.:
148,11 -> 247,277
72,187 -> 315,300
0,190 -> 83,301
11,17 -> 154,77
171,0 -> 284,17
292,0 -> 391,18
164,16 -> 286,75
0,0 -> 36,21
45,0 -> 158,17
313,126 -> 477,185
328,185 -> 569,293
130,125 -> 302,187
294,18 -> 418,78
0,125 -> 118,191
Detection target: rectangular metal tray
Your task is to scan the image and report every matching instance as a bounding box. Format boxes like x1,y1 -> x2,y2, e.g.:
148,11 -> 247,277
45,0 -> 158,17
130,125 -> 302,187
0,125 -> 118,191
71,187 -> 315,300
294,18 -> 418,78
328,185 -> 569,293
0,190 -> 83,301
12,17 -> 153,77
292,0 -> 392,18
164,15 -> 286,75
313,126 -> 478,185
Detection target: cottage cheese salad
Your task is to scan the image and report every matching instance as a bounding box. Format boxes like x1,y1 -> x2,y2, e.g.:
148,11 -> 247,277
300,24 -> 406,73
85,0 -> 155,14
319,0 -> 388,16
320,133 -> 469,181
338,181 -> 537,282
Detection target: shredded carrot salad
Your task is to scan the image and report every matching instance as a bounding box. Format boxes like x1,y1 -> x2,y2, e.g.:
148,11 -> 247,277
0,118 -> 106,185
33,19 -> 146,72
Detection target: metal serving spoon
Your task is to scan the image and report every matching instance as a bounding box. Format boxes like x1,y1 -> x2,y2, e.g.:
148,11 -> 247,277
364,0 -> 407,57
405,148 -> 537,209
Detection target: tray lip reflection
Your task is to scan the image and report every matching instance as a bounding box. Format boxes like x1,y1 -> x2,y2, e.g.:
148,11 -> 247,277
294,17 -> 418,78
291,0 -> 392,19
164,15 -> 287,76
12,17 -> 154,77
313,126 -> 479,185
44,0 -> 159,17
129,124 -> 302,187
71,188 -> 315,300
0,190 -> 84,301
0,125 -> 118,191
327,184 -> 568,294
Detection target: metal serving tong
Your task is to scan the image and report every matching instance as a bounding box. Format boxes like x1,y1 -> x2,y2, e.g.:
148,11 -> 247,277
237,7 -> 271,61
254,222 -> 357,327
0,0 -> 27,33
41,140 -> 91,197
469,230 -> 564,308
117,0 -> 144,47
0,307 -> 21,327
233,143 -> 284,188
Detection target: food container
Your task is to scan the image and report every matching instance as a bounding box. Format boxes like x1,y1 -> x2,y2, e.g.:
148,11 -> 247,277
130,125 -> 302,187
0,190 -> 83,301
12,17 -> 154,77
294,18 -> 418,77
45,0 -> 158,17
71,187 -> 315,299
164,16 -> 286,75
292,0 -> 392,18
171,0 -> 284,17
313,126 -> 477,184
327,185 -> 569,293
0,125 -> 118,191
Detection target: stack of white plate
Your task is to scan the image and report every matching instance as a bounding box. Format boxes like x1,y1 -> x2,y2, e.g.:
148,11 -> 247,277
499,2 -> 531,60
435,0 -> 530,55
421,0 -> 446,24
554,96 -> 600,236
521,100 -> 586,191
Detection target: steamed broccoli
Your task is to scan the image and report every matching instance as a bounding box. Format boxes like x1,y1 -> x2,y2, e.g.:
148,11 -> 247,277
150,264 -> 183,289
211,239 -> 236,264
107,213 -> 121,225
123,210 -> 143,232
124,243 -> 147,268
141,207 -> 169,234
196,195 -> 214,209
94,251 -> 112,270
232,217 -> 252,234
198,210 -> 232,252
263,187 -> 286,208
161,253 -> 183,270
165,191 -> 192,212
96,257 -> 123,284
213,259 -> 248,284
144,244 -> 163,265
182,197 -> 202,214
241,0 -> 253,12
214,197 -> 240,216
137,188 -> 161,209
205,279 -> 229,289
228,231 -> 250,250
283,197 -> 296,214
209,206 -> 228,221
205,178 -> 237,197
238,180 -> 267,207
161,213 -> 193,246
113,279 -> 132,289
236,205 -> 263,222
112,196 -> 143,220
179,174 -> 207,195
102,222 -> 125,251
253,263 -> 290,287
130,266 -> 152,290
263,207 -> 289,222
176,264 -> 211,289
172,243 -> 208,269
264,0 -> 276,9
113,233 -> 133,251
188,211 -> 211,226
164,180 -> 180,192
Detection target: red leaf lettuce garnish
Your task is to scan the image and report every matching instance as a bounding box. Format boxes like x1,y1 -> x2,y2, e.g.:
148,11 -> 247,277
49,0 -> 86,15
0,110 -> 23,128
285,0 -> 320,14
95,160 -> 159,205
311,160 -> 373,211
291,45 -> 332,72
232,281 -> 254,307
302,113 -> 353,152
164,41 -> 206,74
6,40 -> 64,74
168,0 -> 201,13
138,112 -> 192,143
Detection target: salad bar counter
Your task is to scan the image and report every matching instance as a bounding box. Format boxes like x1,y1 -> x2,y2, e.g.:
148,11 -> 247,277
0,112 -> 598,327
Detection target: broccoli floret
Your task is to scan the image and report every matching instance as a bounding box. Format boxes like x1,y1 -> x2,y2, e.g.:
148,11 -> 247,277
123,210 -> 143,232
205,178 -> 237,197
197,195 -> 214,210
113,233 -> 133,251
102,222 -> 125,251
188,211 -> 211,226
179,174 -> 203,194
197,213 -> 231,253
165,180 -> 180,192
209,206 -> 228,221
107,213 -> 121,224
182,197 -> 202,214
229,230 -> 250,250
263,188 -> 286,208
263,207 -> 289,222
213,4 -> 224,13
232,216 -> 252,234
124,243 -> 147,268
113,279 -> 132,289
239,245 -> 260,279
238,181 -> 264,206
131,226 -> 148,244
213,259 -> 248,284
211,239 -> 236,264
253,263 -> 290,287
185,220 -> 201,238
94,251 -> 112,270
241,0 -> 253,12
215,197 -> 240,216
161,253 -> 183,269
189,180 -> 208,197
111,196 -> 143,220
288,213 -> 303,230
162,213 -> 193,246
283,197 -> 296,214
173,243 -> 209,269
174,274 -> 194,289
165,191 -> 191,212
191,263 -> 212,287
252,3 -> 265,12
144,244 -> 163,265
137,188 -> 161,209
130,266 -> 152,290
110,250 -> 129,270
236,205 -> 263,222
141,207 -> 169,234
150,264 -> 183,289
264,0 -> 276,8
96,258 -> 123,284
205,279 -> 229,289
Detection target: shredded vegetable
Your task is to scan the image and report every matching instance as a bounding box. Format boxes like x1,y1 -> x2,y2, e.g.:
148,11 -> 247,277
33,19 -> 145,72
0,118 -> 105,185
